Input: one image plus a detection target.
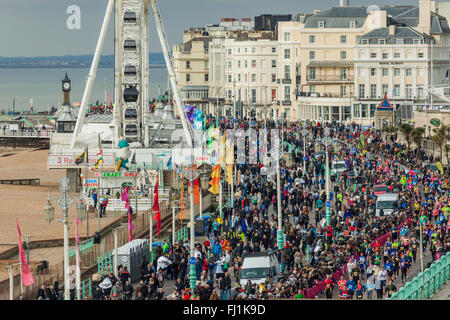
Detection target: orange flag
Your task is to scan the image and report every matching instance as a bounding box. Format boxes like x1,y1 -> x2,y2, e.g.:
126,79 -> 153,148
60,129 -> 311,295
193,177 -> 200,204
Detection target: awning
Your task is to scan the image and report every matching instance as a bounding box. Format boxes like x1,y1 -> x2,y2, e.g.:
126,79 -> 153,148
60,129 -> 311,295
307,61 -> 354,68
377,94 -> 394,111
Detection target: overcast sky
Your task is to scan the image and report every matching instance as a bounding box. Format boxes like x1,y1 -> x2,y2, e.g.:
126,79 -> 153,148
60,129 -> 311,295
0,0 -> 420,57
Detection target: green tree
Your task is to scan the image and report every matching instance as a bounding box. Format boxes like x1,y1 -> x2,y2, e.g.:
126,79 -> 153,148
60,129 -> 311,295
430,125 -> 449,162
411,127 -> 425,158
399,123 -> 414,151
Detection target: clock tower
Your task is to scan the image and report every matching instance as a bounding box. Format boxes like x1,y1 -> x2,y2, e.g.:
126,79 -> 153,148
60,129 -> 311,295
62,72 -> 71,106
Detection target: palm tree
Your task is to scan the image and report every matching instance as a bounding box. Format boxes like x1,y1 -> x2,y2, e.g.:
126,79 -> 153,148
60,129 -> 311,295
411,127 -> 425,158
430,125 -> 448,162
399,123 -> 414,150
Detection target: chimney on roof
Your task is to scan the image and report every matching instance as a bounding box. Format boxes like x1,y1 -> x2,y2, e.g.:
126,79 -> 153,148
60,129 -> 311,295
340,0 -> 349,7
389,25 -> 396,35
418,0 -> 435,34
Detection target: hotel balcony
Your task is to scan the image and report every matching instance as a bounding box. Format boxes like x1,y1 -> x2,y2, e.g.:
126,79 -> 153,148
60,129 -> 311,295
306,75 -> 354,83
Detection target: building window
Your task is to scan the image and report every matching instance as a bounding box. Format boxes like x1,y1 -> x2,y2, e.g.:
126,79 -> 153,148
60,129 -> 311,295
272,47 -> 276,53
382,68 -> 388,76
418,87 -> 424,98
361,104 -> 368,118
370,84 -> 377,98
309,68 -> 316,80
227,49 -> 232,55
310,85 -> 316,93
378,39 -> 386,44
284,32 -> 291,41
340,85 -> 347,97
270,74 -> 275,83
284,49 -> 290,59
251,60 -> 256,68
227,61 -> 232,69
244,73 -> 248,82
244,48 -> 248,53
309,35 -> 315,44
186,74 -> 191,82
394,68 -> 400,76
205,60 -> 208,68
318,21 -> 325,28
396,38 -> 404,45
340,68 -> 347,80
227,90 -> 233,99
383,84 -> 388,95
238,74 -> 241,82
371,52 -> 377,59
349,20 -> 356,28
359,84 -> 365,98
353,104 -> 360,117
186,61 -> 191,69
227,74 -> 233,83
272,60 -> 277,68
310,51 -> 315,60
251,89 -> 256,103
394,51 -> 400,59
284,65 -> 291,80
406,84 -> 412,98
406,68 -> 412,76
370,104 -> 376,117
393,84 -> 400,96
284,86 -> 290,101
382,52 -> 388,59
418,68 -> 424,77
371,68 -> 376,76
361,39 -> 368,44
340,51 -> 347,60
251,74 -> 256,83
341,35 -> 347,44
237,60 -> 241,68
359,68 -> 365,77
418,52 -> 424,59
252,47 -> 256,53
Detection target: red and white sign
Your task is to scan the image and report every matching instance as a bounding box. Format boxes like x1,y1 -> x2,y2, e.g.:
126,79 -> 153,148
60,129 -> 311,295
48,154 -> 115,169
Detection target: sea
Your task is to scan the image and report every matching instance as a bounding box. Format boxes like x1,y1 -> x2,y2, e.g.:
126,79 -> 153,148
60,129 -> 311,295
0,67 -> 168,112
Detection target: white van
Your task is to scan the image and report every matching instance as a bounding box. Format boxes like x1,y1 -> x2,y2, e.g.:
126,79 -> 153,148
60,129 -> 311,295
331,160 -> 347,174
376,193 -> 399,216
239,252 -> 280,286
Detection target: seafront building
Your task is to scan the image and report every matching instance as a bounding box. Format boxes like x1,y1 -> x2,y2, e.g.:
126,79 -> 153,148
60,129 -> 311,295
173,0 -> 450,127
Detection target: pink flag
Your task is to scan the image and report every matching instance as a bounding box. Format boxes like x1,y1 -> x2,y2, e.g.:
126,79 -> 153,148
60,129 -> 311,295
75,216 -> 82,264
121,186 -> 130,209
152,178 -> 161,236
16,218 -> 34,286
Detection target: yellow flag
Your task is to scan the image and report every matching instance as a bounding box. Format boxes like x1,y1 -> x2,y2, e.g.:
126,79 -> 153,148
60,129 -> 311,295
226,164 -> 233,184
219,135 -> 226,165
436,162 -> 444,175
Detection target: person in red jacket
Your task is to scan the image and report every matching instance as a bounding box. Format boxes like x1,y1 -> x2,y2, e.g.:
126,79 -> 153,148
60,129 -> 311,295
326,225 -> 333,244
324,274 -> 333,299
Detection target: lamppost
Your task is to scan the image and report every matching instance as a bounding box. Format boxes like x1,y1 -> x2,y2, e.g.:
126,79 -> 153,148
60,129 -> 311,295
302,128 -> 308,175
276,126 -> 284,250
7,263 -> 20,300
181,163 -> 199,290
323,127 -> 332,226
43,178 -> 84,300
113,225 -> 127,278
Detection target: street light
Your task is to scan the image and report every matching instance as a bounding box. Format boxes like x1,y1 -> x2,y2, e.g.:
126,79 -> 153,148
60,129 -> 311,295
75,196 -> 87,238
180,163 -> 199,290
323,127 -> 332,226
43,178 -> 77,300
112,225 -> 127,278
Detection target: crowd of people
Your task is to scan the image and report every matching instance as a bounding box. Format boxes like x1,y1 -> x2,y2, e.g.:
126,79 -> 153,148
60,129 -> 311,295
68,118 -> 450,300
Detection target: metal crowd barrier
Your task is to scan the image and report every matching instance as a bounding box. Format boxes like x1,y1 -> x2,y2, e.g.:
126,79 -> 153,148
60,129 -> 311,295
388,252 -> 450,299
